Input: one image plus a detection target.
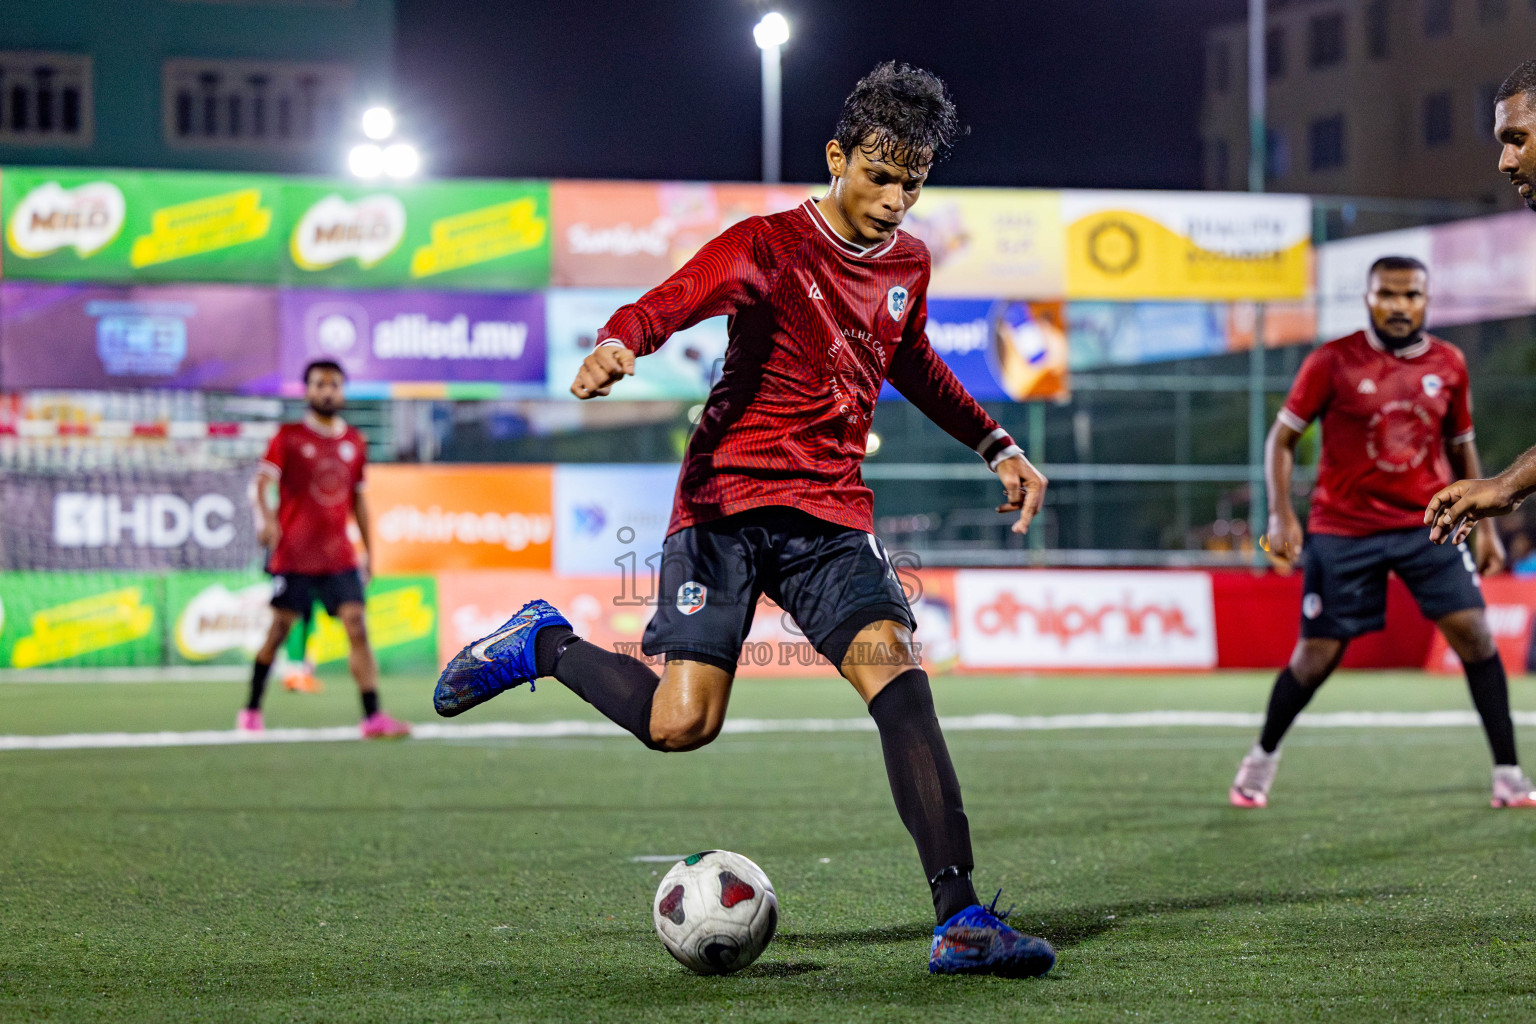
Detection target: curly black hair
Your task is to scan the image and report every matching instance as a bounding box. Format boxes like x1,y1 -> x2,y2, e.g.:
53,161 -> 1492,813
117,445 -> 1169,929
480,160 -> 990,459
1496,59 -> 1536,104
834,61 -> 965,170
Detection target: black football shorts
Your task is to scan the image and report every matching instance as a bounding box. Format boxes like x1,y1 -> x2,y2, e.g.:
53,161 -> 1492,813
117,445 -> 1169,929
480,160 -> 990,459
270,569 -> 366,617
1300,527 -> 1483,640
641,506 -> 915,672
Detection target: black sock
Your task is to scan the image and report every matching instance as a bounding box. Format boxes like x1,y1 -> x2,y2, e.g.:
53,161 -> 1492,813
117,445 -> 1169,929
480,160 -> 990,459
537,627 -> 662,749
867,668 -> 977,924
1258,667 -> 1317,754
361,690 -> 380,717
247,659 -> 272,711
1465,654 -> 1519,766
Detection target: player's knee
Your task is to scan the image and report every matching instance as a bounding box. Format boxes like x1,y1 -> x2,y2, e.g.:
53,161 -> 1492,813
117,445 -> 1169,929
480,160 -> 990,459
649,711 -> 721,752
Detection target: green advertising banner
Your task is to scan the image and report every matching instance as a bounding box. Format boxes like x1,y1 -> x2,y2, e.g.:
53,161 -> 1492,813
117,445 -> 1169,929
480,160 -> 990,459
279,179 -> 550,290
2,167 -> 284,283
0,572 -> 164,668
165,570 -> 271,666
305,575 -> 438,670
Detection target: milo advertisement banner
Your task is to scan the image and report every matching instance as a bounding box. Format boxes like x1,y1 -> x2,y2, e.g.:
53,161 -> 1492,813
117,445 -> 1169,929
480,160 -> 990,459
0,572 -> 163,668
280,180 -> 550,290
2,167 -> 283,283
165,572 -> 438,669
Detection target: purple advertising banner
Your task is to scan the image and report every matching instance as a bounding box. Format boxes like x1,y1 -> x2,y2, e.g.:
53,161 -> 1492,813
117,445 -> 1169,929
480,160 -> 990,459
278,289 -> 547,393
0,282 -> 281,392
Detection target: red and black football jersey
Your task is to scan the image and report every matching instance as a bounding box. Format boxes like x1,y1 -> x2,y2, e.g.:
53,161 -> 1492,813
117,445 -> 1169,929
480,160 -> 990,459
598,200 -> 1017,536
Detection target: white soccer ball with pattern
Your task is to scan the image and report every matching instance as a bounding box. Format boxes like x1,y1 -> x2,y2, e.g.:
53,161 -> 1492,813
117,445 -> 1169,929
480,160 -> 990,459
652,850 -> 778,975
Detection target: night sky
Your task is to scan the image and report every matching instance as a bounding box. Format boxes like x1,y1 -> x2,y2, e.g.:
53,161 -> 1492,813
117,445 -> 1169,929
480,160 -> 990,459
394,0 -> 1246,189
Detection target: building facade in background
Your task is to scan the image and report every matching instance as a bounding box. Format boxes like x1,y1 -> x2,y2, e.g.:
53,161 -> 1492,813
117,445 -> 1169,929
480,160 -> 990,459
0,0 -> 393,174
1202,0 -> 1532,205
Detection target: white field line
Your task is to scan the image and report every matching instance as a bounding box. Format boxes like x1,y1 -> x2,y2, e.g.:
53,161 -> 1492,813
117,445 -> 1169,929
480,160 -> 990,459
3,710 -> 1535,753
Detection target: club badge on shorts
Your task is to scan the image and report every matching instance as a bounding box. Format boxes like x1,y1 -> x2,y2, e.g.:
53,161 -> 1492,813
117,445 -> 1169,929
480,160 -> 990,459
677,581 -> 707,616
886,285 -> 908,321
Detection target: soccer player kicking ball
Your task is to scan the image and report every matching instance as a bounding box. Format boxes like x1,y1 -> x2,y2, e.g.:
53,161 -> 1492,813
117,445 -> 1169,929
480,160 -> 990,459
240,360 -> 410,739
1428,60 -> 1536,544
1230,257 -> 1536,810
435,63 -> 1054,977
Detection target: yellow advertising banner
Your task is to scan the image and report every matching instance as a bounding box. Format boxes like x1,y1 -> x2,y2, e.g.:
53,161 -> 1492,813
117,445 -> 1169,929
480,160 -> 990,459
1062,191 -> 1311,301
904,188 -> 1063,298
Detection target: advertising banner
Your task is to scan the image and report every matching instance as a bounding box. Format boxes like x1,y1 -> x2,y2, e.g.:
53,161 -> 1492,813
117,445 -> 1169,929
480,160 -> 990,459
879,298 -> 1069,403
553,464 -> 679,577
436,567 -> 956,677
903,188 -> 1064,298
304,574 -> 437,670
1067,302 -> 1228,370
367,464 -> 554,573
167,570 -> 271,665
2,167 -> 283,283
1425,576 -> 1536,675
0,281 -> 281,392
550,180 -> 814,288
1317,213 -> 1536,338
545,288 -> 727,399
280,179 -> 551,291
954,569 -> 1217,670
0,469 -> 261,571
277,288 -> 546,393
1062,191 -> 1311,301
0,572 -> 164,668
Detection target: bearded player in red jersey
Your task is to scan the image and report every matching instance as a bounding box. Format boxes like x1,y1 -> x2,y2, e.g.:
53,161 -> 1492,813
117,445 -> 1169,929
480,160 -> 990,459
1229,257 -> 1536,810
240,360 -> 411,739
433,63 -> 1055,977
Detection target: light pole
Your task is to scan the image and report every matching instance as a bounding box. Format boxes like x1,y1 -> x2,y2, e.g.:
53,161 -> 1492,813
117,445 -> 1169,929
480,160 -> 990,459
753,12 -> 789,183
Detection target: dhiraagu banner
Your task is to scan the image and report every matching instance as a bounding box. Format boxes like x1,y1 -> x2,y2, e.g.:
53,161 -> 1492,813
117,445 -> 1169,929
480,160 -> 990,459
2,167 -> 282,283
0,572 -> 164,668
280,179 -> 550,290
1062,191 -> 1311,301
303,575 -> 438,670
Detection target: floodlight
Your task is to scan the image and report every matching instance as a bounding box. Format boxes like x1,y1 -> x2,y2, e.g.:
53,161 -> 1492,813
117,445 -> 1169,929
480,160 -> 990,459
348,143 -> 385,178
382,143 -> 421,179
361,106 -> 396,140
754,12 -> 789,49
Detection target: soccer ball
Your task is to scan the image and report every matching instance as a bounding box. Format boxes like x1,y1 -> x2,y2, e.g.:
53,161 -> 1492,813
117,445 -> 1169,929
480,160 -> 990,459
652,850 -> 778,975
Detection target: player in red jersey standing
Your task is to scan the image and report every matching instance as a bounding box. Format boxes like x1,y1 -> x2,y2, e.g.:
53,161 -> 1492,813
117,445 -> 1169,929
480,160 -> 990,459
240,360 -> 410,739
1229,257 -> 1534,809
434,63 -> 1055,977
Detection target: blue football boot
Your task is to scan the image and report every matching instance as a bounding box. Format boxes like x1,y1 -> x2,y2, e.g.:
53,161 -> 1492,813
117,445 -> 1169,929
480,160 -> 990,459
929,893 -> 1056,977
433,599 -> 570,717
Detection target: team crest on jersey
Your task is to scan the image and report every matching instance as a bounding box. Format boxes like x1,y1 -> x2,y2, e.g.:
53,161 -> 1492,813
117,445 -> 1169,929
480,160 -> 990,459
1421,373 -> 1444,398
1357,379 -> 1377,394
300,443 -> 317,459
677,581 -> 707,616
886,286 -> 908,321
338,440 -> 357,462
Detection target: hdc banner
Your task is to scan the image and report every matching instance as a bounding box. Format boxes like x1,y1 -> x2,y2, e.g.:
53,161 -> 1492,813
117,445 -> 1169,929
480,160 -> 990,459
0,469 -> 261,571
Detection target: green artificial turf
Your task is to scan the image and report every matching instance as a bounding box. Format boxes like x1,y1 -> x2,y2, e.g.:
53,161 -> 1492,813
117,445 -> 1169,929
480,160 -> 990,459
3,670 -> 1536,1022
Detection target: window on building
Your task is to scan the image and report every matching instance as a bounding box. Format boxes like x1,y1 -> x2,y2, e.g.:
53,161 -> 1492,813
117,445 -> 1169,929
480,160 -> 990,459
1424,0 -> 1454,36
1479,0 -> 1508,23
1209,41 -> 1231,95
1309,116 -> 1345,170
0,52 -> 92,147
162,58 -> 353,152
1308,13 -> 1346,67
1266,27 -> 1286,79
1366,0 -> 1391,57
1208,137 -> 1231,188
1266,127 -> 1291,180
1475,83 -> 1500,136
1423,91 -> 1455,147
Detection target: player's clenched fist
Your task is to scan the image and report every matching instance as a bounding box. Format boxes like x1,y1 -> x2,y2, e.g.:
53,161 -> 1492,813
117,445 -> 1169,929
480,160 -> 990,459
571,343 -> 636,399
1262,510 -> 1305,576
995,454 -> 1048,535
1425,476 -> 1521,545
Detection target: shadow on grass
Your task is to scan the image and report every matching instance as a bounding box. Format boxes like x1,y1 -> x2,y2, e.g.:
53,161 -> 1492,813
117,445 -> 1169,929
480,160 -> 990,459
741,961 -> 826,978
777,923 -> 932,948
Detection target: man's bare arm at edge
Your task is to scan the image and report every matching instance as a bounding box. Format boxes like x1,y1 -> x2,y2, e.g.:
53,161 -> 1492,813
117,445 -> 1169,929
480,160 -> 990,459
1262,418 -> 1305,575
1427,442 -> 1536,545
